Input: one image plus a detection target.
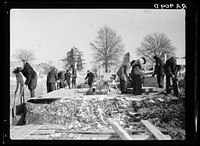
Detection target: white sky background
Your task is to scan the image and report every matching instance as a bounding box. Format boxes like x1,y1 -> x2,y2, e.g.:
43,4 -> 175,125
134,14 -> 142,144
10,9 -> 185,71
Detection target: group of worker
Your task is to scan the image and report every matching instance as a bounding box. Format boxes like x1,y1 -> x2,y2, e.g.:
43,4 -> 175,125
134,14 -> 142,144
12,61 -> 78,98
46,64 -> 77,93
12,54 -> 182,99
116,52 -> 181,97
12,59 -> 97,99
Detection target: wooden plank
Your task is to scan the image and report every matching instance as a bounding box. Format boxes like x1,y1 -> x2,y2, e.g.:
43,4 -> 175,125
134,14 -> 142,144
90,135 -> 98,140
10,126 -> 24,133
130,129 -> 169,134
30,129 -> 55,135
141,120 -> 170,140
10,125 -> 43,139
38,124 -> 65,130
131,135 -> 150,140
55,129 -> 117,135
97,135 -> 113,140
80,134 -> 94,140
107,118 -> 133,140
24,135 -> 49,140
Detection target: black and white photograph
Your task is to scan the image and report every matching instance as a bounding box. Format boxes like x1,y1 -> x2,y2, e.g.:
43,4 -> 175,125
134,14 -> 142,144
3,2 -> 197,144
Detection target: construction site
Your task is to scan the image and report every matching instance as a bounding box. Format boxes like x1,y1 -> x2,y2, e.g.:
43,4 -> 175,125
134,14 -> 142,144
6,8 -> 188,142
10,74 -> 185,141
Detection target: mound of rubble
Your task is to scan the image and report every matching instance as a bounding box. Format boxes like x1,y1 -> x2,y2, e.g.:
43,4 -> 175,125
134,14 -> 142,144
25,91 -> 185,140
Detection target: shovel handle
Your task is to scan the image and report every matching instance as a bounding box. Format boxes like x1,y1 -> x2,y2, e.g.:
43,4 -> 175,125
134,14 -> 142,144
20,86 -> 25,104
13,93 -> 17,107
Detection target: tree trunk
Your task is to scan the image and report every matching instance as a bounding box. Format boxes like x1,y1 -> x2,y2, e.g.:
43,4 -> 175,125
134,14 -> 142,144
105,64 -> 108,73
105,60 -> 108,73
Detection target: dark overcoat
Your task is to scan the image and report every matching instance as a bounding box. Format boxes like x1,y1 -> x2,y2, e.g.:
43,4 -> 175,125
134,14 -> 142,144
163,57 -> 177,77
47,69 -> 58,83
154,56 -> 165,75
21,62 -> 37,85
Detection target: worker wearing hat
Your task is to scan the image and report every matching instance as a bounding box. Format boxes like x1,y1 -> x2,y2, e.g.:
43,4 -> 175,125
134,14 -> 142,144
20,59 -> 38,97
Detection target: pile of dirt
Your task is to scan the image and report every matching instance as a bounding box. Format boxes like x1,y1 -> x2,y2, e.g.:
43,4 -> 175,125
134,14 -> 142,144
25,92 -> 185,140
25,97 -> 131,129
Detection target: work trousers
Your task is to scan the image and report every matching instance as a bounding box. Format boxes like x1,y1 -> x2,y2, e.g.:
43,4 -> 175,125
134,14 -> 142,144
59,80 -> 66,89
66,79 -> 71,89
131,74 -> 142,95
88,79 -> 94,88
30,90 -> 35,97
157,73 -> 164,88
120,78 -> 128,93
28,76 -> 37,97
72,78 -> 76,88
47,82 -> 56,93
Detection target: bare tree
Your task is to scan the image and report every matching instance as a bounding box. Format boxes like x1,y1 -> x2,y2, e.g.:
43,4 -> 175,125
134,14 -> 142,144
136,33 -> 176,62
90,25 -> 125,73
13,48 -> 36,62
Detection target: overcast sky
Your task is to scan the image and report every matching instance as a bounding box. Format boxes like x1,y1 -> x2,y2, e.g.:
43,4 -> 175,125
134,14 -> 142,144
10,9 -> 185,71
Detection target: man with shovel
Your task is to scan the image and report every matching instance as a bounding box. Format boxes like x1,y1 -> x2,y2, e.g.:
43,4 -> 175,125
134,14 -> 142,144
163,57 -> 181,97
12,67 -> 25,104
12,67 -> 26,124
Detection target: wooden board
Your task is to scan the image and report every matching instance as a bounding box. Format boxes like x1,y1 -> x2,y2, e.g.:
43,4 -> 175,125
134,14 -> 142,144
10,124 -> 164,140
107,118 -> 133,140
10,125 -> 43,139
141,120 -> 171,140
25,134 -> 50,140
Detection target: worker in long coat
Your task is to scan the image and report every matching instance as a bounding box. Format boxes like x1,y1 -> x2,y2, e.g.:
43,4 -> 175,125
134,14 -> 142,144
130,58 -> 145,95
152,55 -> 165,88
163,57 -> 180,97
116,52 -> 131,94
20,60 -> 37,97
46,66 -> 58,93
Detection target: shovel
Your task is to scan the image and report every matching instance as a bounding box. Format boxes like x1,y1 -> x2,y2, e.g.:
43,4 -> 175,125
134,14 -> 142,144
12,93 -> 17,118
